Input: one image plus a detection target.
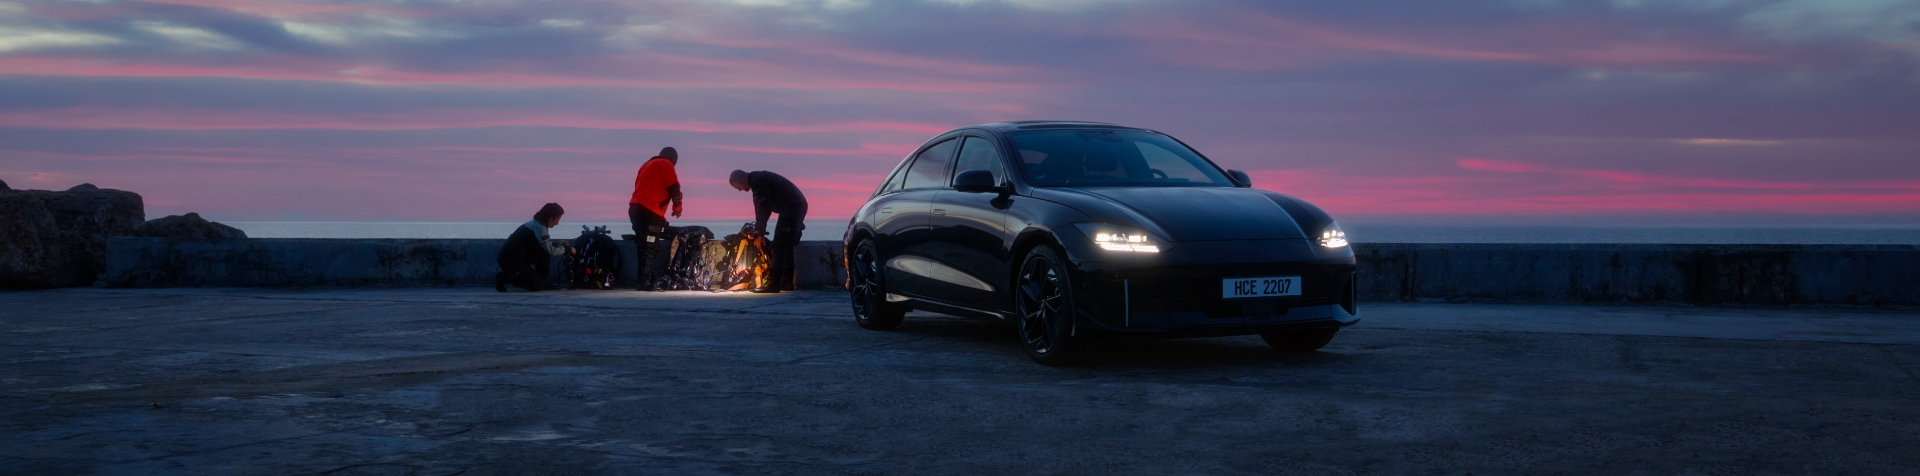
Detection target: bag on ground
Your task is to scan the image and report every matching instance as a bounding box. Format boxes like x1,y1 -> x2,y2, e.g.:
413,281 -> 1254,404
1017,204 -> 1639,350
566,225 -> 621,290
714,222 -> 770,291
651,226 -> 715,291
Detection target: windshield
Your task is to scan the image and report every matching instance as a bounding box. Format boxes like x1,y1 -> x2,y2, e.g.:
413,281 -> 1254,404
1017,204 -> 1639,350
1007,130 -> 1235,187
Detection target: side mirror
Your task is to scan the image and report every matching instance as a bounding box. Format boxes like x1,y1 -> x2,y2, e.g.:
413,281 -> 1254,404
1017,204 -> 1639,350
953,169 -> 1002,193
1227,169 -> 1252,188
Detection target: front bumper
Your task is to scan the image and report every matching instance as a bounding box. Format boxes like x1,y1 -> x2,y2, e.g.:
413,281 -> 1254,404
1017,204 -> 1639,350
1069,250 -> 1359,337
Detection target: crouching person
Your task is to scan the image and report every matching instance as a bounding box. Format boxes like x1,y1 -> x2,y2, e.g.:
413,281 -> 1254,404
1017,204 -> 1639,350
496,203 -> 569,292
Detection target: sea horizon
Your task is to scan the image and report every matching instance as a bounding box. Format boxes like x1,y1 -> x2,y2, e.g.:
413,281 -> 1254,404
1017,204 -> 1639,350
222,221 -> 1920,244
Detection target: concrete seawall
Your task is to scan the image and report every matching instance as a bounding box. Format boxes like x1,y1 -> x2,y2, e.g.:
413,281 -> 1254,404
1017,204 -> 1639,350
104,239 -> 1917,306
1356,243 -> 1918,307
104,238 -> 846,289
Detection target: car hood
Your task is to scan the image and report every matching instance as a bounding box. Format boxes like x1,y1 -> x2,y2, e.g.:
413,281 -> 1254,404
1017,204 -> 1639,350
1030,187 -> 1314,241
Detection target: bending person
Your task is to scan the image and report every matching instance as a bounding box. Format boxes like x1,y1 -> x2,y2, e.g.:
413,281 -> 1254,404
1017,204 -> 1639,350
629,147 -> 683,291
729,169 -> 807,293
497,203 -> 568,292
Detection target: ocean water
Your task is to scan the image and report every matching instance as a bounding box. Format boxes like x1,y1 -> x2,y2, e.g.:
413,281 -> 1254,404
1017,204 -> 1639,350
224,221 -> 1920,244
1339,224 -> 1920,245
226,220 -> 846,240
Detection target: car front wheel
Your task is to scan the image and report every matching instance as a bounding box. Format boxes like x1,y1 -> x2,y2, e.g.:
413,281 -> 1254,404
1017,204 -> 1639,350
850,240 -> 906,330
1014,246 -> 1086,365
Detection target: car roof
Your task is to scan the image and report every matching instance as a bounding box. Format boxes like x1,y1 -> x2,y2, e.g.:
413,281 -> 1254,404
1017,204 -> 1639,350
960,121 -> 1157,134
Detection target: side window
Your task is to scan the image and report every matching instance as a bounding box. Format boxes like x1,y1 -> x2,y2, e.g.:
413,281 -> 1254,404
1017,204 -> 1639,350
903,138 -> 957,190
875,159 -> 911,195
953,136 -> 1005,185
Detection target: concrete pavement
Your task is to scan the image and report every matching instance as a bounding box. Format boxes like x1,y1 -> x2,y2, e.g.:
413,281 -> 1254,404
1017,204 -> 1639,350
4,288 -> 1918,475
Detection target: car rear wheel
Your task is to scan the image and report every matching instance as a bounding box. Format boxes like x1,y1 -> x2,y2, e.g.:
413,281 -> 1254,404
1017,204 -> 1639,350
850,241 -> 906,330
1261,328 -> 1339,352
1015,246 -> 1086,366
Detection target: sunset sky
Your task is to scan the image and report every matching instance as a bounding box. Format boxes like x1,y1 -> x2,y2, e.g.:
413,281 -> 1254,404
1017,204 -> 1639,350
2,0 -> 1917,225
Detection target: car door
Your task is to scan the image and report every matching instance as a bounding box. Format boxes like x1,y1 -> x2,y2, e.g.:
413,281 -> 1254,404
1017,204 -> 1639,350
882,136 -> 958,298
926,135 -> 1014,312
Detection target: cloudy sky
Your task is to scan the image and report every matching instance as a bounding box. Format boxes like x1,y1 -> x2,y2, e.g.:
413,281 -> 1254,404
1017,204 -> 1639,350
2,0 -> 1917,225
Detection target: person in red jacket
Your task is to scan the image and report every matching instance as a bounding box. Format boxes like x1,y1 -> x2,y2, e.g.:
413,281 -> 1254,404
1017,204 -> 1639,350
629,147 -> 683,290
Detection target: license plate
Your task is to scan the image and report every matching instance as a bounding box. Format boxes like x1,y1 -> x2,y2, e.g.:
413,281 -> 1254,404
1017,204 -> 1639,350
1223,276 -> 1301,299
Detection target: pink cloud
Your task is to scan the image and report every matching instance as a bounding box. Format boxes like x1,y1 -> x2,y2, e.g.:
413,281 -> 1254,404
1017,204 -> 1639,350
130,0 -> 433,18
1246,162 -> 1920,217
0,148 -> 308,165
1458,158 -> 1920,192
1456,158 -> 1546,173
0,56 -> 1038,94
0,107 -> 954,134
1246,15 -> 1540,63
1674,138 -> 1787,146
1,1 -> 1908,225
701,143 -> 918,157
1132,13 -> 1782,71
1243,169 -> 1323,191
786,175 -> 889,194
648,31 -> 1026,77
416,146 -> 625,154
1572,170 -> 1920,191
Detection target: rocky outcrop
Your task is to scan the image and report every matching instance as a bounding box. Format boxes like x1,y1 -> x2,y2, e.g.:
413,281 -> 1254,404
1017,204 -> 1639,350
0,184 -> 145,289
135,213 -> 247,240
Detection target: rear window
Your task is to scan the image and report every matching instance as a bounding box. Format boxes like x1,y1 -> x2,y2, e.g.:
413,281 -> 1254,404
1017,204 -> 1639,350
1009,130 -> 1234,187
904,138 -> 958,190
874,160 -> 910,196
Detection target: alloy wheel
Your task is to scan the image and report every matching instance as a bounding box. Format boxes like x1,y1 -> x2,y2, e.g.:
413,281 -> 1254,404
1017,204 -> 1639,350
851,245 -> 878,318
850,241 -> 904,330
1016,254 -> 1065,355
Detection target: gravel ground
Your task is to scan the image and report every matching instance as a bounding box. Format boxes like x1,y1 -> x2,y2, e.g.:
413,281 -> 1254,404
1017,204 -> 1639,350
3,288 -> 1918,475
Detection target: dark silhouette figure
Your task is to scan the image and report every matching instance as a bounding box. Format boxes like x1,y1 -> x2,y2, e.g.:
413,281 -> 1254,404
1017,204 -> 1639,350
497,203 -> 567,292
730,170 -> 807,293
629,147 -> 683,290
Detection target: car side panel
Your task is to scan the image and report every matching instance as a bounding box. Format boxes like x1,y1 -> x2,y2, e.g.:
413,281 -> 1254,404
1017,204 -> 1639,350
920,135 -> 1019,312
925,190 -> 1011,310
872,189 -> 938,297
1000,197 -> 1093,261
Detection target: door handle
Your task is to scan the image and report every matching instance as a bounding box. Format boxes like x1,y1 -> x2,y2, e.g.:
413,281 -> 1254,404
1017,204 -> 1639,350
932,209 -> 946,216
881,207 -> 893,214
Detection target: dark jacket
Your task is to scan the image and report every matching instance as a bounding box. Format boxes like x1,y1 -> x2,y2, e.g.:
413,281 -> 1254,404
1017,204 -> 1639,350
499,222 -> 554,268
749,171 -> 807,232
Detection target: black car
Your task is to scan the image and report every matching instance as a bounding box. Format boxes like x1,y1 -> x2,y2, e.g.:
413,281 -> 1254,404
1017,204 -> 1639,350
841,121 -> 1358,365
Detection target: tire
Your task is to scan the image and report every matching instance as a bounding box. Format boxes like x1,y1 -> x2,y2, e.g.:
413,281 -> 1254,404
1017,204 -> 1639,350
1013,246 -> 1087,366
1261,328 -> 1339,352
850,240 -> 906,330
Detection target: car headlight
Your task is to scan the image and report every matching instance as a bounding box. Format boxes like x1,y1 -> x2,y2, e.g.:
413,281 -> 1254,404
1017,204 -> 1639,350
1073,223 -> 1164,253
1318,222 -> 1349,248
